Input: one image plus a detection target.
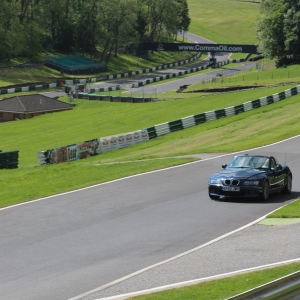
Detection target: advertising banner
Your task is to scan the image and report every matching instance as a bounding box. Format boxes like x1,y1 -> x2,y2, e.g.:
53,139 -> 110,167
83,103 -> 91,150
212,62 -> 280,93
38,131 -> 149,165
117,135 -> 127,148
77,139 -> 102,159
100,130 -> 150,152
38,139 -> 102,165
138,42 -> 259,54
44,147 -> 68,164
67,144 -> 78,161
100,137 -> 119,152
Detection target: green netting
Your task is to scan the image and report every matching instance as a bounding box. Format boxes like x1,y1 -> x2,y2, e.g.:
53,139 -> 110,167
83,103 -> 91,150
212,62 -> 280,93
45,56 -> 107,75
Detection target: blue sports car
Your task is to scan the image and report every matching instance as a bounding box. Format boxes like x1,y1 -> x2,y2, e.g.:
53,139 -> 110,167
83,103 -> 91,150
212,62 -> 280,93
208,154 -> 292,200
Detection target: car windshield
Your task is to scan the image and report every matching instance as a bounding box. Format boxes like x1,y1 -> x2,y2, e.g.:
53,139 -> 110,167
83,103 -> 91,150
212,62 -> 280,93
227,156 -> 269,169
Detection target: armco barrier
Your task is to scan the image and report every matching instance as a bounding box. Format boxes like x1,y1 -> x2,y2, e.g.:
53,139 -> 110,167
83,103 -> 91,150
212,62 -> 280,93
154,123 -> 171,136
144,84 -> 300,139
169,120 -> 183,132
226,270 -> 300,300
194,113 -> 206,125
37,83 -> 300,166
0,150 -> 19,169
182,116 -> 196,128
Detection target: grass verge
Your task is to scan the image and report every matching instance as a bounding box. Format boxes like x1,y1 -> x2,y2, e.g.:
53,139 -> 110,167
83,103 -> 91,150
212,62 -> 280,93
128,262 -> 300,300
267,200 -> 300,218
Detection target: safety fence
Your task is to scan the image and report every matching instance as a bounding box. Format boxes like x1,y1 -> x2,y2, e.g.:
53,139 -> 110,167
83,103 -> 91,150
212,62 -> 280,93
0,150 -> 19,169
0,53 -> 201,96
37,84 -> 300,166
226,270 -> 300,300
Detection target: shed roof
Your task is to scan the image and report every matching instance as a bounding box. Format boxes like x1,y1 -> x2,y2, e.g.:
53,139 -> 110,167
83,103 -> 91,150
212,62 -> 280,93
0,94 -> 73,113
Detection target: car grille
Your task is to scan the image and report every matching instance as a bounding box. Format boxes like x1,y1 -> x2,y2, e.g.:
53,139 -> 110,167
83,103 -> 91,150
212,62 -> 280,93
223,179 -> 240,186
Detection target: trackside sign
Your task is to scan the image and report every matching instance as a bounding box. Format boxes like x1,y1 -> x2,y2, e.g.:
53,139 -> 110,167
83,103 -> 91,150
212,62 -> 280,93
138,43 -> 258,54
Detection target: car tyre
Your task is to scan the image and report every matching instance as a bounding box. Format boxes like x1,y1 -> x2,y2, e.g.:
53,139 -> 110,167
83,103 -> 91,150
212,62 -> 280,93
209,194 -> 220,200
260,180 -> 270,200
282,174 -> 292,194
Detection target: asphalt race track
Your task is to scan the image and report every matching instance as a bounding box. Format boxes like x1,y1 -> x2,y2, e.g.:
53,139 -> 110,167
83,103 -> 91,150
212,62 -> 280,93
1,136 -> 300,300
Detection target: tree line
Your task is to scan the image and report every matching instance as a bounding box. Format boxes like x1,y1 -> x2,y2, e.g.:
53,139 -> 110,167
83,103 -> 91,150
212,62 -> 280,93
257,0 -> 300,66
0,0 -> 190,62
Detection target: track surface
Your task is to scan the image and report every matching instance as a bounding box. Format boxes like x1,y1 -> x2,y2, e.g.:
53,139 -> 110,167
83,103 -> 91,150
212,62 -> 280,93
1,137 -> 299,300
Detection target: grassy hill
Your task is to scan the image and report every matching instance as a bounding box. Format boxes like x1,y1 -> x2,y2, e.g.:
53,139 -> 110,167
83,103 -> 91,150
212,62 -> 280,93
188,0 -> 259,44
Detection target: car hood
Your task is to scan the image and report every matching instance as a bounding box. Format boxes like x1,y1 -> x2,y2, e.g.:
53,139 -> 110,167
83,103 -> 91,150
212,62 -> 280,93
216,168 -> 266,180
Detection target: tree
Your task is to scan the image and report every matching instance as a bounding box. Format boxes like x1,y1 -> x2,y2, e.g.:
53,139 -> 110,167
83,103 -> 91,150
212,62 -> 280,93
142,0 -> 180,42
22,21 -> 43,57
74,0 -> 99,55
256,0 -> 300,66
0,0 -> 26,58
0,0 -> 191,61
175,0 -> 191,40
42,0 -> 76,52
136,6 -> 148,40
96,0 -> 139,62
283,2 -> 300,60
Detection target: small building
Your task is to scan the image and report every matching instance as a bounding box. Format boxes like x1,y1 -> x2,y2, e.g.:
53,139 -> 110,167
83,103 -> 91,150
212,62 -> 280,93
0,94 -> 73,122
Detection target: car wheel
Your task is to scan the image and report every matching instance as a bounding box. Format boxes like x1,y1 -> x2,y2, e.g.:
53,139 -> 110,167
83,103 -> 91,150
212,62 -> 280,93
282,174 -> 292,194
209,194 -> 220,200
260,180 -> 270,200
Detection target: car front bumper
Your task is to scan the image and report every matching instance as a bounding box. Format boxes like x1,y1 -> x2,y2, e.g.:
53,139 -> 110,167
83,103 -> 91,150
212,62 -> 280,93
208,185 -> 263,198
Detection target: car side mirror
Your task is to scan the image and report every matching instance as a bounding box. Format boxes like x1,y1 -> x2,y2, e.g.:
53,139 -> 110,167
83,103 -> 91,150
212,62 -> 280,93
222,164 -> 227,169
276,164 -> 282,170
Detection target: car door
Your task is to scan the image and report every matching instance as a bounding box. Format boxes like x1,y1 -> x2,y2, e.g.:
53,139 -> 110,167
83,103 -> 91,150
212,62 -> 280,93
269,157 -> 284,191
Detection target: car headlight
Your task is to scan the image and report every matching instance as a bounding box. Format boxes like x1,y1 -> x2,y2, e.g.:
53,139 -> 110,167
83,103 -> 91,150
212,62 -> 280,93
244,181 -> 260,186
209,178 -> 222,184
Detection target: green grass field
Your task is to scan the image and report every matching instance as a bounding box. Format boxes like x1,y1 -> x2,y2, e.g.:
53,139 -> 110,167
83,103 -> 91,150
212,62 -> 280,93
188,0 -> 259,44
